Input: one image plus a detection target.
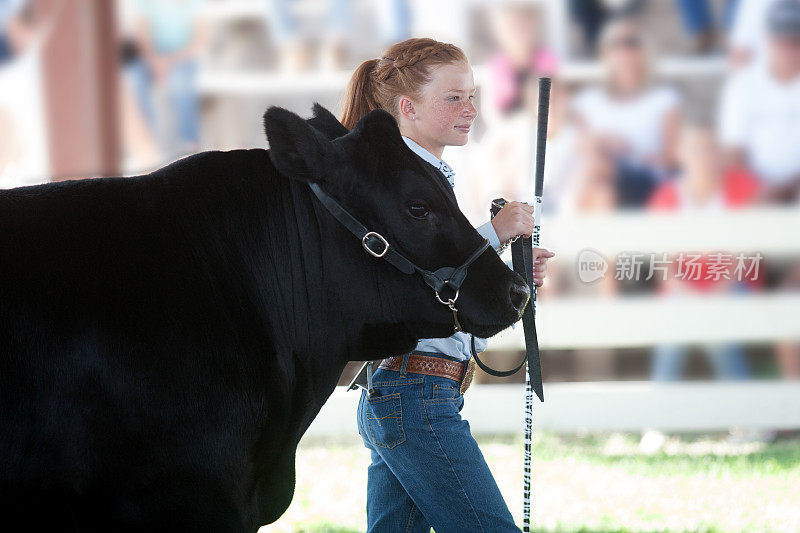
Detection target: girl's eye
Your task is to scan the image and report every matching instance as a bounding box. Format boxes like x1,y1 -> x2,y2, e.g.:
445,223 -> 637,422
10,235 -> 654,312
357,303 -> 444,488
408,203 -> 430,219
448,96 -> 459,102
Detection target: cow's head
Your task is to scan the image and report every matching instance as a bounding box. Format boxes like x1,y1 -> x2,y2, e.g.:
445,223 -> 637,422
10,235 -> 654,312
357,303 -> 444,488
263,104 -> 528,347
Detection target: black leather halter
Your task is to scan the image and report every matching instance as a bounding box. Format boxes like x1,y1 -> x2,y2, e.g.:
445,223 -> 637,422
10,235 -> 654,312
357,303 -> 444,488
308,182 -> 490,332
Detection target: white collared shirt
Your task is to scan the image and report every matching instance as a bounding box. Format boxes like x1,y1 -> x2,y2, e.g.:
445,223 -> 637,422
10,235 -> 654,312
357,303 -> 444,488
401,135 -> 501,361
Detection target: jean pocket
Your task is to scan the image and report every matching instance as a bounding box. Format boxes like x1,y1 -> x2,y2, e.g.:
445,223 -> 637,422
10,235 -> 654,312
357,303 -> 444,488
365,392 -> 405,449
432,382 -> 460,400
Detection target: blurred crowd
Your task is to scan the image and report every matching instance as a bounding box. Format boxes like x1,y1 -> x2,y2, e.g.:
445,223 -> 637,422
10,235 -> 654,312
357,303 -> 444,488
464,0 -> 800,395
1,0 -> 799,398
466,0 -> 800,445
115,0 -> 414,165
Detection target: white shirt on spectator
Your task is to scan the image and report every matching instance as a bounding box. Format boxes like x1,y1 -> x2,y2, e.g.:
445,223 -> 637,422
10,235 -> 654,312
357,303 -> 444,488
729,0 -> 776,65
571,84 -> 681,164
718,60 -> 800,184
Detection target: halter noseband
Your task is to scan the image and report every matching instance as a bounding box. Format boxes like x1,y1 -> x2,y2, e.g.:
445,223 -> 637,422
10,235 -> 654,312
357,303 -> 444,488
309,182 -> 490,332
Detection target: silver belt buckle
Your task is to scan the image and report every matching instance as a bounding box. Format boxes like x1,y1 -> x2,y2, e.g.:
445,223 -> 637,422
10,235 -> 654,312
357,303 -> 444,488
459,357 -> 476,394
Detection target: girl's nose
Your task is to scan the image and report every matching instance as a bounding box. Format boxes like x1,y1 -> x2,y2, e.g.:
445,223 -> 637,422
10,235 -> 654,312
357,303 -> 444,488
463,100 -> 477,118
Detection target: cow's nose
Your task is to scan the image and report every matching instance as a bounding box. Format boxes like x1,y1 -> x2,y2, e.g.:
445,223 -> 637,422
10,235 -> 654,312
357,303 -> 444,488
509,280 -> 530,314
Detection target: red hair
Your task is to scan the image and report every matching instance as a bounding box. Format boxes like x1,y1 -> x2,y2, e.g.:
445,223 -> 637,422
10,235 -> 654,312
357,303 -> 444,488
339,38 -> 468,129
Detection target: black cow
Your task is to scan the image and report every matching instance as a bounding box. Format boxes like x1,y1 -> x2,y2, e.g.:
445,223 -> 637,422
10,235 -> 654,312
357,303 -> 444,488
0,104 -> 527,531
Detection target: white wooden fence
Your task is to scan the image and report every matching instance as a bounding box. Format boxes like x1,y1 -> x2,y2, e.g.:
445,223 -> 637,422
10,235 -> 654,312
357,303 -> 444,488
308,208 -> 800,434
306,381 -> 800,436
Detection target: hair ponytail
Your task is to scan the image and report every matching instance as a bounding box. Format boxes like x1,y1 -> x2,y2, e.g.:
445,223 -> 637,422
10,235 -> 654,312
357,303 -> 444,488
339,38 -> 468,130
340,58 -> 380,130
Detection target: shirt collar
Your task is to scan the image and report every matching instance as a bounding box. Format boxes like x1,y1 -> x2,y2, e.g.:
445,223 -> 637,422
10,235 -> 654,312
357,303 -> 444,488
401,136 -> 455,185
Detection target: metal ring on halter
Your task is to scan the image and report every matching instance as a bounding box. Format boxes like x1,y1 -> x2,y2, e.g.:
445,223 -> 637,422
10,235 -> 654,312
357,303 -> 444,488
362,231 -> 389,258
435,288 -> 459,306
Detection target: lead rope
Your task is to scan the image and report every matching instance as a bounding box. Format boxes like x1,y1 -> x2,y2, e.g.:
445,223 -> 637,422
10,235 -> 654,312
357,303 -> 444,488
483,197 -> 544,532
474,78 -> 550,532
522,77 -> 551,532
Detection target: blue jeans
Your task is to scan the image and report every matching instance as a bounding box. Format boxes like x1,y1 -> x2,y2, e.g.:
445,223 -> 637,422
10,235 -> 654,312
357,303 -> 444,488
674,0 -> 739,35
125,58 -> 199,146
356,352 -> 519,532
266,0 -> 409,44
652,343 -> 751,381
0,35 -> 11,64
266,0 -> 353,43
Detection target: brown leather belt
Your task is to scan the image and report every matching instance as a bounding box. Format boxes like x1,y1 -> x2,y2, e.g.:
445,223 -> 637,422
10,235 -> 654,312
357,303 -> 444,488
378,353 -> 477,394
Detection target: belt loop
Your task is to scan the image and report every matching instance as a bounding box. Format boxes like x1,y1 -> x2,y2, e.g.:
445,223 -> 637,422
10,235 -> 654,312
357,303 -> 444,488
399,352 -> 410,378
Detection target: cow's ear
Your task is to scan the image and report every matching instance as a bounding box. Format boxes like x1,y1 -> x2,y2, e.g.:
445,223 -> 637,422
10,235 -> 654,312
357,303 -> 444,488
264,106 -> 336,182
353,109 -> 405,155
306,102 -> 349,141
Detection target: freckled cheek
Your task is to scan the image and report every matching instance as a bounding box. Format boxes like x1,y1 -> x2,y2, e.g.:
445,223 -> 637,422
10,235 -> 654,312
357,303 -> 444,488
429,102 -> 460,134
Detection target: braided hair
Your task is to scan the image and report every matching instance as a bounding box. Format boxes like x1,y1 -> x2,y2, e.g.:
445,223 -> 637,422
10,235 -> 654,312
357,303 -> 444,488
340,38 -> 468,129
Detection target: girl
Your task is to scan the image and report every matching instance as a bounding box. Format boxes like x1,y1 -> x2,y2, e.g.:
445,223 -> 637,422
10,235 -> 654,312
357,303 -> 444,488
343,37 -> 554,532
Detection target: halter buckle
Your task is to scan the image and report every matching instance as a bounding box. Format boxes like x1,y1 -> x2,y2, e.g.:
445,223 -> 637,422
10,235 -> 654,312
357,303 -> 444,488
362,231 -> 389,258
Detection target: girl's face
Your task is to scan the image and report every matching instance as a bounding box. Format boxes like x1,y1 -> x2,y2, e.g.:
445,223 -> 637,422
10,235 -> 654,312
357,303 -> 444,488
400,62 -> 478,157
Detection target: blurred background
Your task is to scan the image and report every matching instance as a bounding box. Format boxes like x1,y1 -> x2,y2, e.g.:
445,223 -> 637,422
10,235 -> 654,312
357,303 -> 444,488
2,0 -> 800,531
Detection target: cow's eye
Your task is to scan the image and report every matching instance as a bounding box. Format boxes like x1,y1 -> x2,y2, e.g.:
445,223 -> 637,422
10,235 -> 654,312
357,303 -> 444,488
407,203 -> 430,219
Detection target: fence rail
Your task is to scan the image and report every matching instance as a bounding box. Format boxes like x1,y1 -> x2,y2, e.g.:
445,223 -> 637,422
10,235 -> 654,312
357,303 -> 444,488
491,293 -> 800,350
305,381 -> 800,436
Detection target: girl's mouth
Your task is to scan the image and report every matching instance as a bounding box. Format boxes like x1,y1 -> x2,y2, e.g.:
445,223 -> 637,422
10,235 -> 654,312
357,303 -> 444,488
455,125 -> 471,133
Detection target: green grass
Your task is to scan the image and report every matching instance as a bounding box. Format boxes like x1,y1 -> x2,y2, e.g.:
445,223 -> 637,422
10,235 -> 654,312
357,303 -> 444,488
523,432 -> 800,478
262,432 -> 800,533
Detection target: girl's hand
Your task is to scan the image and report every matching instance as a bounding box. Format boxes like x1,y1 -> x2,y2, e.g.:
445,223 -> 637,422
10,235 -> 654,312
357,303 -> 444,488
532,248 -> 555,286
490,201 -> 535,243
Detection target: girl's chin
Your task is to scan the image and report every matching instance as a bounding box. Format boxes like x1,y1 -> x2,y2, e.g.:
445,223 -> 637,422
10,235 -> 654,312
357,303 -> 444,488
449,133 -> 470,146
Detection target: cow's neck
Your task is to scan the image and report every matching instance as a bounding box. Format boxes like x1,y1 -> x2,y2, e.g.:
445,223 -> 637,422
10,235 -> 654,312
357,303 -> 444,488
293,181 -> 418,364
238,173 -> 416,487
255,171 -> 416,406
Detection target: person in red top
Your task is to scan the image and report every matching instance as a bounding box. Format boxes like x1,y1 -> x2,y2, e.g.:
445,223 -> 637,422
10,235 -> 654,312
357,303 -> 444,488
486,4 -> 559,117
638,122 -> 771,452
646,123 -> 762,382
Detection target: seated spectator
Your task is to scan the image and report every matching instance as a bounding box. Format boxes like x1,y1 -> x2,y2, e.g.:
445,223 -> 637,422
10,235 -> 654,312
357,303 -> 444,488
649,126 -> 761,210
568,136 -> 617,214
0,0 -> 30,65
722,0 -> 800,386
571,15 -> 682,208
568,0 -> 645,58
128,0 -> 207,156
485,3 -> 558,118
718,0 -> 800,204
640,123 -> 768,451
471,78 -> 578,219
266,0 -> 353,72
648,124 -> 761,378
727,0 -> 777,68
266,0 -> 412,72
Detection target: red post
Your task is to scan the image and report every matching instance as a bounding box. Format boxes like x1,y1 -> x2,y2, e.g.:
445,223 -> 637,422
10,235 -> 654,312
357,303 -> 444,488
35,0 -> 120,180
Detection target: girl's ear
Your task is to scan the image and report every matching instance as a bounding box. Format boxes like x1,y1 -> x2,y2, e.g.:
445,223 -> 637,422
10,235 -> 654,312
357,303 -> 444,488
263,106 -> 337,183
397,97 -> 416,122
